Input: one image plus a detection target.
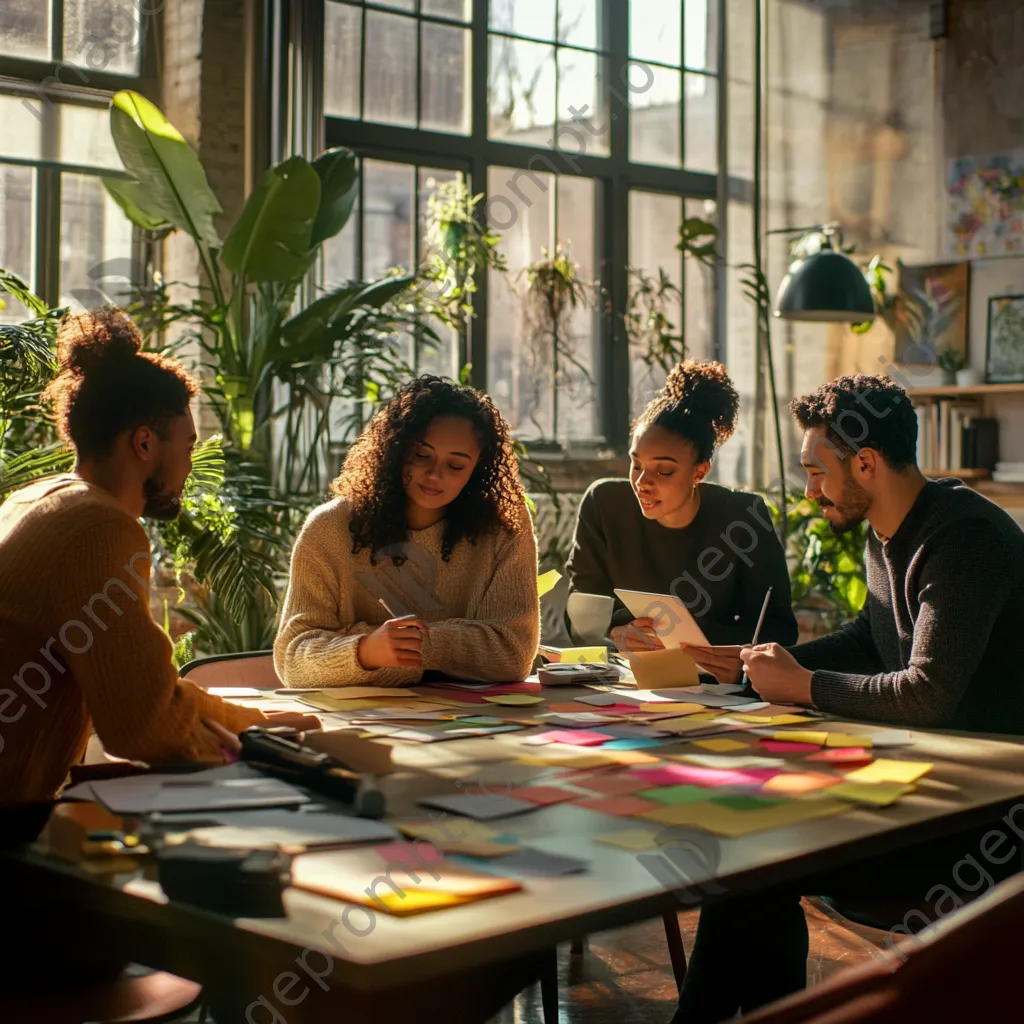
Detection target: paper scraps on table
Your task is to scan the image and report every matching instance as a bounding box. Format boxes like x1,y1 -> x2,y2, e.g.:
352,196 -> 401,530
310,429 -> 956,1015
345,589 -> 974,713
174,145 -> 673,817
672,753 -> 782,770
761,772 -> 843,795
602,738 -> 664,751
559,646 -> 609,664
482,693 -> 546,706
573,794 -> 661,817
843,760 -> 934,785
636,798 -> 848,836
771,731 -> 829,746
299,694 -> 437,713
304,686 -> 421,699
637,784 -> 713,806
805,747 -> 873,766
532,728 -> 613,746
592,829 -> 661,852
292,847 -> 521,914
824,732 -> 874,748
570,773 -> 652,796
398,818 -> 500,844
761,740 -> 820,753
507,786 -> 579,806
638,701 -> 705,714
468,847 -> 588,878
828,781 -> 916,806
691,737 -> 750,752
174,813 -> 397,851
417,793 -> 538,820
537,569 -> 562,597
866,729 -> 914,747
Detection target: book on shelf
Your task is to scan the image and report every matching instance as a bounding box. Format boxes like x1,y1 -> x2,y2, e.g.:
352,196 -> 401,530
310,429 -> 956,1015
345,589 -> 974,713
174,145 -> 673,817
912,397 -> 998,472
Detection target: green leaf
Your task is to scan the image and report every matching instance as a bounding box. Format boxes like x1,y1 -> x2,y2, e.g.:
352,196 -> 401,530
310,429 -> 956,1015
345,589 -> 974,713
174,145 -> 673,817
846,575 -> 868,612
102,177 -> 171,232
109,90 -> 223,247
310,147 -> 358,246
221,156 -> 321,282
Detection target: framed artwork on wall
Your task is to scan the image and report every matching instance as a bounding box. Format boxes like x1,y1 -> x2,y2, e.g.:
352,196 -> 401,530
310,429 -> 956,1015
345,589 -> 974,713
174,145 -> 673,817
986,294 -> 1024,383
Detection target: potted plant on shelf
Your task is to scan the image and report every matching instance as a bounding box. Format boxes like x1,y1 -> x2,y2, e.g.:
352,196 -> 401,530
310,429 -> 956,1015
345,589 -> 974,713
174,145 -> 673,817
938,346 -> 966,386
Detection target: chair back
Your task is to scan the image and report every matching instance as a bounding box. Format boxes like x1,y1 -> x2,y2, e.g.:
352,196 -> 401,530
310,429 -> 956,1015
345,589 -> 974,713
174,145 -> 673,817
178,650 -> 281,690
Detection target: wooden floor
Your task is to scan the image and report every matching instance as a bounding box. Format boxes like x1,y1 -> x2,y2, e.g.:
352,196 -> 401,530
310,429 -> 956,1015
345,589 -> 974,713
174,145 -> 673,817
486,898 -> 887,1024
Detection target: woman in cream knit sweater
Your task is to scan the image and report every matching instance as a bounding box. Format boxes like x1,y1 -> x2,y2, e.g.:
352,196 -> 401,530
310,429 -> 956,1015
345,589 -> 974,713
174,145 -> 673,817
274,376 -> 540,686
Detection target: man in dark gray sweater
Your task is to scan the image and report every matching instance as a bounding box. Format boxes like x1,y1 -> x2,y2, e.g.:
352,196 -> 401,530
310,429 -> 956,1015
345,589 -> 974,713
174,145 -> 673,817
673,375 -> 1024,1024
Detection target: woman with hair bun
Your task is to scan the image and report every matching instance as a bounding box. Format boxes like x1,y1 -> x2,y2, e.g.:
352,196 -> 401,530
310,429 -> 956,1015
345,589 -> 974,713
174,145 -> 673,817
566,360 -> 796,675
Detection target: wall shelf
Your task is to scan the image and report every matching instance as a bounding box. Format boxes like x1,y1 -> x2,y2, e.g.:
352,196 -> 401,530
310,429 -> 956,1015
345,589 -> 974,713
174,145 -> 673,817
906,383 -> 1024,398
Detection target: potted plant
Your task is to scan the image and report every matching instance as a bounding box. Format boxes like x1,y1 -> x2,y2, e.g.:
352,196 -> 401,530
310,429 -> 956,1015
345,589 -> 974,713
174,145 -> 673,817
937,347 -> 966,386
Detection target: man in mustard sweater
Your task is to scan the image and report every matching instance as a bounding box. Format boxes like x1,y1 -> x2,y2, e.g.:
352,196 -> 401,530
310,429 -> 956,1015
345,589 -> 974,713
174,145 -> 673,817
0,308 -> 317,805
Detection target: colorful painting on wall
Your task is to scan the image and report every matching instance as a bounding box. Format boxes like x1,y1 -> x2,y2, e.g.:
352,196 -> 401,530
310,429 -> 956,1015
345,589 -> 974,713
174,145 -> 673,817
946,150 -> 1024,259
986,295 -> 1024,383
893,261 -> 969,367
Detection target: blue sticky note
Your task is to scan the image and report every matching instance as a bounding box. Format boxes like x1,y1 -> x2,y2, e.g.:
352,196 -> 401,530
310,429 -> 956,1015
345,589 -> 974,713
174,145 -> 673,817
601,738 -> 664,750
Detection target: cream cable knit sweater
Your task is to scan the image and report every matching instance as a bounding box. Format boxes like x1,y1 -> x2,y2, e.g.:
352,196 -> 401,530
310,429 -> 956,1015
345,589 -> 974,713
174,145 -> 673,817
274,498 -> 540,686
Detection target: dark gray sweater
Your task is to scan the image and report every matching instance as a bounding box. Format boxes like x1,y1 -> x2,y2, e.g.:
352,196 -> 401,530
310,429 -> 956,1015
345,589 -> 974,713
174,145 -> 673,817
793,479 -> 1024,733
566,479 -> 797,647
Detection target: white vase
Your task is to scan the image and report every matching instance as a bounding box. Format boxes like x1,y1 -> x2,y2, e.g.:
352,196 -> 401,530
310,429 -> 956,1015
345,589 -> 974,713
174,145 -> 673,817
956,368 -> 980,387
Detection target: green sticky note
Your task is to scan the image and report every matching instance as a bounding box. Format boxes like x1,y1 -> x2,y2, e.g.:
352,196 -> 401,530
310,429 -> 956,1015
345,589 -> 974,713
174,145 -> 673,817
537,570 -> 562,597
710,794 -> 787,812
637,785 -> 711,806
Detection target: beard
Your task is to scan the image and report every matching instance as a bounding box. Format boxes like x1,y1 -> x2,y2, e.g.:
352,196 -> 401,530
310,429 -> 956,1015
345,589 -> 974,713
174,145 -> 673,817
819,474 -> 871,534
143,469 -> 183,521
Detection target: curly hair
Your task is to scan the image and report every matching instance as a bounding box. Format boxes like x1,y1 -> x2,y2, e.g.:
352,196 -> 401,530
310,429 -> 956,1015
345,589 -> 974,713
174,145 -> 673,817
632,359 -> 739,462
331,375 -> 527,562
42,307 -> 197,460
790,374 -> 916,468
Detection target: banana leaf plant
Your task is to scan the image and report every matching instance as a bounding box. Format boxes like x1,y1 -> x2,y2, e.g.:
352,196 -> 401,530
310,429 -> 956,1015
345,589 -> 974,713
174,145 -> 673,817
102,90 -> 423,492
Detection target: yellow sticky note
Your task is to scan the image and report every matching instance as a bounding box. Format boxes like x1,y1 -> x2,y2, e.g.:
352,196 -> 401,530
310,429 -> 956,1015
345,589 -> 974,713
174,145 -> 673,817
730,713 -> 774,724
769,714 -> 816,725
772,730 -> 829,746
593,829 -> 660,852
601,749 -> 661,765
843,759 -> 933,785
560,646 -> 609,664
482,693 -> 545,706
537,570 -> 562,597
829,781 -> 916,806
655,716 -> 723,733
299,694 -> 390,712
629,647 -> 700,688
692,737 -> 750,752
687,710 -> 727,721
825,732 -> 874,748
640,702 -> 704,714
398,819 -> 500,843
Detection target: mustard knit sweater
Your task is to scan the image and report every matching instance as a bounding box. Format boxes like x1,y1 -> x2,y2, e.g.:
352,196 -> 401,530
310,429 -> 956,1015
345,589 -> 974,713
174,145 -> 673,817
274,498 -> 540,687
0,476 -> 268,804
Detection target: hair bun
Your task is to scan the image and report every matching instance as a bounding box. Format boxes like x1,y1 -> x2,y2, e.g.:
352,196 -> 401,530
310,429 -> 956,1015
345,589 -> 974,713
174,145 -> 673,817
56,307 -> 143,376
661,359 -> 739,445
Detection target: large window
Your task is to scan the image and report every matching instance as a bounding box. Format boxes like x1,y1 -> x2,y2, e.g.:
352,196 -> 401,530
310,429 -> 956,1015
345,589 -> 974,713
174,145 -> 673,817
322,0 -> 726,449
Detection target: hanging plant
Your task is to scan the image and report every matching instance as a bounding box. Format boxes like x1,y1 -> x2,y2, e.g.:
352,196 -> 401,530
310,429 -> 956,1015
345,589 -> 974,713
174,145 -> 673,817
517,243 -> 595,439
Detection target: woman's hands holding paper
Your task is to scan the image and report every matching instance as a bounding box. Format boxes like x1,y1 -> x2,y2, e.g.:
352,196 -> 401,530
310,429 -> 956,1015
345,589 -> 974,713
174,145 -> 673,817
682,644 -> 745,685
611,618 -> 664,652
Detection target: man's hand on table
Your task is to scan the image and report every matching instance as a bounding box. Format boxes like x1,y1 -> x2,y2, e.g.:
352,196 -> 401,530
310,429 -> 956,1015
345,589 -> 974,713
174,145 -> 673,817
740,643 -> 813,704
682,644 -> 745,685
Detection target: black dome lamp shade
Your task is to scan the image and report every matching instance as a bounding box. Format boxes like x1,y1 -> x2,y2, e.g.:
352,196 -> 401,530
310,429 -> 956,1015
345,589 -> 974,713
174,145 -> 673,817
773,230 -> 876,323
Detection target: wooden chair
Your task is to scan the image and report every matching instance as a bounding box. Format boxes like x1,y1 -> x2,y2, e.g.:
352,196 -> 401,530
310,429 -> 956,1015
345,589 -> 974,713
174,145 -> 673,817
737,874 -> 1024,1022
178,649 -> 281,689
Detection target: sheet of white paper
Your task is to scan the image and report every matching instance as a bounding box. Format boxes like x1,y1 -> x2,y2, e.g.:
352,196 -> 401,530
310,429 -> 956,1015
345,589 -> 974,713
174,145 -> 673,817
867,729 -> 914,747
699,683 -> 749,695
179,811 -> 397,849
89,770 -> 308,814
576,692 -> 639,707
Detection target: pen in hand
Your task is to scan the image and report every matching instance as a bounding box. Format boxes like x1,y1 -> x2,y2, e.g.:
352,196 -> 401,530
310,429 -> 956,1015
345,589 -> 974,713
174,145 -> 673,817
742,586 -> 773,684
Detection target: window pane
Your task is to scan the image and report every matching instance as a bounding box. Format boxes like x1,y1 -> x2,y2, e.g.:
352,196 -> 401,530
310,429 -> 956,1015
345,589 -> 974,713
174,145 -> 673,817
59,173 -> 134,310
0,165 -> 36,324
63,0 -> 142,75
558,0 -> 598,50
630,64 -> 679,167
363,160 -> 414,279
489,0 -> 556,43
422,0 -> 472,21
374,0 -> 415,10
417,168 -> 461,381
421,21 -> 470,134
364,11 -> 417,128
685,0 -> 718,73
630,0 -> 680,67
557,49 -> 608,156
0,94 -> 43,161
322,188 -> 359,284
684,72 -> 717,172
554,175 -> 599,441
488,36 -> 556,144
487,164 -> 554,438
418,167 -> 460,262
324,1 -> 361,119
59,104 -> 122,172
0,0 -> 49,60
628,190 -> 683,416
684,198 -> 716,363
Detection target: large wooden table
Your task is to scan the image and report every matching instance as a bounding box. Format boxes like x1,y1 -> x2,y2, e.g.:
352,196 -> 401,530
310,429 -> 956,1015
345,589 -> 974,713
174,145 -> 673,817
8,686 -> 1024,1023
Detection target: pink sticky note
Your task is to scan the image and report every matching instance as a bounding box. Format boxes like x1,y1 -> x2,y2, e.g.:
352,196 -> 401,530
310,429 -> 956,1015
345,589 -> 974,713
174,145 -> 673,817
806,747 -> 873,765
761,739 -> 821,753
375,842 -> 446,866
543,729 -> 613,746
630,764 -> 771,788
